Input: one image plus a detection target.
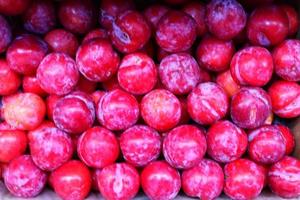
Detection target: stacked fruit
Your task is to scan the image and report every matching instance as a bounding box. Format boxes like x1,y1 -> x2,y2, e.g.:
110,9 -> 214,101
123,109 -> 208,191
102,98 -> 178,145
0,0 -> 299,200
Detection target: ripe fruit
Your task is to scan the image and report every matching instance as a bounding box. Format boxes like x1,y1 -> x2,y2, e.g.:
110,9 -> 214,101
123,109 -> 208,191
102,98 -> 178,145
141,161 -> 181,200
163,125 -> 207,169
120,125 -> 161,167
97,89 -> 139,131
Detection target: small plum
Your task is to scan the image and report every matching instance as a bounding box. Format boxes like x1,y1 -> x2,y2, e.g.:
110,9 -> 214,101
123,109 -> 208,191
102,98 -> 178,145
275,124 -> 295,155
163,125 -> 207,169
7,35 -> 48,75
247,5 -> 289,46
110,10 -> 151,53
37,52 -> 79,95
183,2 -> 207,36
3,155 -> 47,198
248,125 -> 286,165
50,160 -> 92,200
77,126 -> 119,168
28,121 -> 73,171
3,93 -> 46,131
76,39 -> 120,82
268,80 -> 300,118
156,10 -> 196,53
159,53 -> 201,95
196,36 -> 235,72
22,76 -> 47,97
120,125 -> 161,167
82,29 -> 108,44
97,163 -> 140,200
46,95 -> 61,120
97,89 -> 139,131
118,52 -> 157,95
0,130 -> 27,163
141,89 -> 181,132
74,75 -> 97,94
207,120 -> 247,163
231,87 -> 272,129
206,0 -> 246,40
282,5 -> 299,36
44,29 -> 79,57
0,15 -> 12,53
216,70 -> 240,97
143,4 -> 169,31
187,82 -> 229,125
58,0 -> 95,34
22,0 -> 56,34
0,0 -> 31,15
0,59 -> 20,96
272,39 -> 300,82
268,156 -> 300,198
141,161 -> 181,200
182,159 -> 224,200
224,159 -> 265,200
53,91 -> 95,134
230,46 -> 273,86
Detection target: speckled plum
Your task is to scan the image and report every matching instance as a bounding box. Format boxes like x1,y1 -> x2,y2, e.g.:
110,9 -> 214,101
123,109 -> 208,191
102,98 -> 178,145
182,159 -> 224,200
0,59 -> 20,96
196,36 -> 235,72
77,126 -> 119,168
156,10 -> 196,53
99,0 -> 135,29
272,39 -> 300,82
110,10 -> 151,53
247,5 -> 289,46
46,95 -> 61,120
7,35 -> 48,75
231,87 -> 272,129
118,52 -> 157,95
22,0 -> 56,34
82,29 -> 108,43
248,125 -> 286,164
53,91 -> 95,134
141,89 -> 181,132
207,120 -> 247,163
275,124 -> 295,155
268,80 -> 300,118
187,82 -> 229,125
230,46 -> 273,86
216,70 -> 240,97
163,125 -> 206,169
97,89 -> 139,131
76,39 -> 120,82
268,156 -> 300,198
3,155 -> 47,198
97,163 -> 140,200
120,125 -> 161,167
183,2 -> 207,36
206,0 -> 246,40
0,130 -> 27,163
50,160 -> 92,200
224,159 -> 265,200
0,15 -> 12,53
159,53 -> 201,95
28,121 -> 73,171
44,29 -> 79,57
0,0 -> 31,15
37,52 -> 79,95
22,76 -> 47,97
141,161 -> 181,200
91,90 -> 106,105
282,5 -> 299,36
58,0 -> 95,34
3,93 -> 46,131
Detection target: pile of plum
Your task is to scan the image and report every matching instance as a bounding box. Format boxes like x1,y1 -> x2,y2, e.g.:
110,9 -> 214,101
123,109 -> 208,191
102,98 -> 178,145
0,0 -> 299,199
